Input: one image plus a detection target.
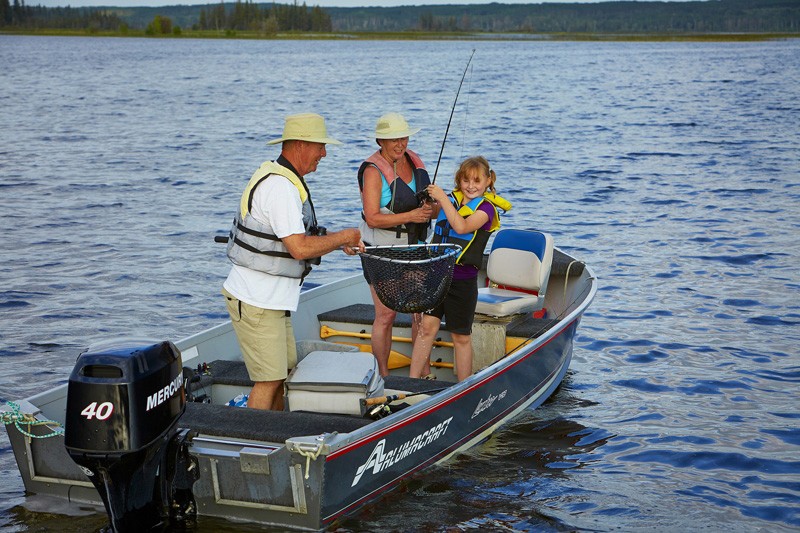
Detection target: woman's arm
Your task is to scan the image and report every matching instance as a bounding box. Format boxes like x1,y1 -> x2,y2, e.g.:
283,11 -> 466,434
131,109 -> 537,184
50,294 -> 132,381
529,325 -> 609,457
361,166 -> 432,229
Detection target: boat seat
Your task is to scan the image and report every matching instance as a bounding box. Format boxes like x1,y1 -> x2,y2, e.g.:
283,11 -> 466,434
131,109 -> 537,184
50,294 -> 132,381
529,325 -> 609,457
317,304 -> 451,332
475,229 -> 554,317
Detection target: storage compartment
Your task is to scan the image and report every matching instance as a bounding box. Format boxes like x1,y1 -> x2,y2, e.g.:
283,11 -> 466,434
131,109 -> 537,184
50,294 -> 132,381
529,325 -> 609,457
285,351 -> 384,416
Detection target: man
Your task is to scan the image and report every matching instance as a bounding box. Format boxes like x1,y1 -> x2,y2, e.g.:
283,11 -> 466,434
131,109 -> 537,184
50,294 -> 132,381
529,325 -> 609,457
222,113 -> 364,410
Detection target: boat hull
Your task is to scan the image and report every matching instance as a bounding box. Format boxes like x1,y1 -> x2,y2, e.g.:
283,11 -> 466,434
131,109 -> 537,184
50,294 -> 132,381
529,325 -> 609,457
320,317 -> 578,526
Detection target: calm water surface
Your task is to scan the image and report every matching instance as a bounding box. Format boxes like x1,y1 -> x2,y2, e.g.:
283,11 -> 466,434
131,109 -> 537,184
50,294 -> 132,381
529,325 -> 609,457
1,36 -> 799,532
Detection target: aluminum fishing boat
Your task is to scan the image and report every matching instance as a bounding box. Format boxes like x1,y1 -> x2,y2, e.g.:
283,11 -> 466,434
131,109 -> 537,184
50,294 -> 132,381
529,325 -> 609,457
2,228 -> 596,531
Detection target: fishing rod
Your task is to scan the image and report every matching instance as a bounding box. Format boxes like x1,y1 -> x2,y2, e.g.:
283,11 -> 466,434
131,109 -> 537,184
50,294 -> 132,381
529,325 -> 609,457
432,48 -> 476,185
361,387 -> 450,419
363,387 -> 449,407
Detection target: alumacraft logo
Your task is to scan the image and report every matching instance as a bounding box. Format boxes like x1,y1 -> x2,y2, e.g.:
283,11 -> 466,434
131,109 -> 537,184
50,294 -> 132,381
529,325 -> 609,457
351,416 -> 453,487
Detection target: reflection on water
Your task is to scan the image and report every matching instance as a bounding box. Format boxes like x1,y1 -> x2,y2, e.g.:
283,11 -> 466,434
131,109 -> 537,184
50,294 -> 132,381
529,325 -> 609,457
1,35 -> 799,532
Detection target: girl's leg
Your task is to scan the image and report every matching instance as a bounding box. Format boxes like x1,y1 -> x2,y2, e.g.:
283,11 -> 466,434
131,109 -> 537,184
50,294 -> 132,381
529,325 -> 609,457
409,314 -> 442,378
450,332 -> 473,381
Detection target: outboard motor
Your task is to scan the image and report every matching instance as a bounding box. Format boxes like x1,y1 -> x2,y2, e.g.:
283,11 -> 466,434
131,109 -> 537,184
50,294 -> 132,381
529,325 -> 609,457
64,339 -> 198,532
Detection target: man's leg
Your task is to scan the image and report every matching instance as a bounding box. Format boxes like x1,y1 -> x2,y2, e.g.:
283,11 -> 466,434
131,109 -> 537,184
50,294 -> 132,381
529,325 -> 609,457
248,380 -> 284,410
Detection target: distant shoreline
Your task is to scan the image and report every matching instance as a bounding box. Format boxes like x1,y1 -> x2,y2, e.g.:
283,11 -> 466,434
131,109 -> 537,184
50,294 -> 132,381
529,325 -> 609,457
2,29 -> 798,41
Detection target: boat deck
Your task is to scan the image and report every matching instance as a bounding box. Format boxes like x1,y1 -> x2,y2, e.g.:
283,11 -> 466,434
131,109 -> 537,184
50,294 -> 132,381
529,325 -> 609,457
319,303 -> 559,339
183,359 -> 455,443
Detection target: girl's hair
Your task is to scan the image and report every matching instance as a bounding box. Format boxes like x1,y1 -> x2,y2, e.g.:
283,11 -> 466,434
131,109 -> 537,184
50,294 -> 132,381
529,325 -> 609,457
454,156 -> 496,193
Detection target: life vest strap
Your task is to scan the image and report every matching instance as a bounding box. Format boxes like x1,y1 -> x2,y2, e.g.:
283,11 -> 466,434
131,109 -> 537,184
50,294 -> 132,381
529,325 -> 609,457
234,218 -> 282,242
231,235 -> 294,259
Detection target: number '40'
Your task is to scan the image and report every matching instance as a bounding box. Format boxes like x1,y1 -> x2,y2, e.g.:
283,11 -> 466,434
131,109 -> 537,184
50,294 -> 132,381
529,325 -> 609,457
81,401 -> 114,420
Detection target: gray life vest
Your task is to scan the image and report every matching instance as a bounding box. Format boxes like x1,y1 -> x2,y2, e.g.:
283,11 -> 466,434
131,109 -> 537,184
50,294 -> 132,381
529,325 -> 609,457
226,161 -> 318,280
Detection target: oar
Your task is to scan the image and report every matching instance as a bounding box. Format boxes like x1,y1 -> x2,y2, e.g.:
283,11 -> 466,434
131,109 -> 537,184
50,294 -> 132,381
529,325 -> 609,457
325,339 -> 454,370
332,341 -> 414,370
322,323 -> 533,365
320,324 -> 454,348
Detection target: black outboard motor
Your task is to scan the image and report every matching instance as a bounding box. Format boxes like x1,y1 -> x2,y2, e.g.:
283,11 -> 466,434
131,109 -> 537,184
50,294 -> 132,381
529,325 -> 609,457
64,339 -> 198,532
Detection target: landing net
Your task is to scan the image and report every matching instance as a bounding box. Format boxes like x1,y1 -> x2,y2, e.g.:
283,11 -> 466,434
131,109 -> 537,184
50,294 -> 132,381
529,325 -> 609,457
359,244 -> 461,313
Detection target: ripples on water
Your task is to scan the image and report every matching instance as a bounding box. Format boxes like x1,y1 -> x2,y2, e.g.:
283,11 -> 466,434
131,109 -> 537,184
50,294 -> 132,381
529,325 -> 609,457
1,36 -> 798,532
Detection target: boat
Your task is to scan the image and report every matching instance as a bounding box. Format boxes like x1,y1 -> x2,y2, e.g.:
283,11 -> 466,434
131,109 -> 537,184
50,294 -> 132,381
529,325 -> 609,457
1,228 -> 596,532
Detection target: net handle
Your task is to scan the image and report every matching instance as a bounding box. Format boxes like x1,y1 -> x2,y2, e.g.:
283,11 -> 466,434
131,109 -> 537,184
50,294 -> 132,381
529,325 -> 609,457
361,243 -> 461,252
358,243 -> 461,264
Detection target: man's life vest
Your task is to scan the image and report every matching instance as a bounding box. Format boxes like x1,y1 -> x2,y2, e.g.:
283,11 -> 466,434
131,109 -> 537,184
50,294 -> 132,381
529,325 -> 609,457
226,160 -> 318,279
357,149 -> 430,245
431,190 -> 511,268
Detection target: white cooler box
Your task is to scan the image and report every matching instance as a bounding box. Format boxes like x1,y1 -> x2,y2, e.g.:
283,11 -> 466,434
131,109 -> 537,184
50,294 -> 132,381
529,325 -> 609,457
285,350 -> 384,415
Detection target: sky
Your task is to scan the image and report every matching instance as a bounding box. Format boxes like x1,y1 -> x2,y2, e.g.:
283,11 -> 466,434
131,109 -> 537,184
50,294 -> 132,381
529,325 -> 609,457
292,0 -> 615,5
36,0 -> 658,9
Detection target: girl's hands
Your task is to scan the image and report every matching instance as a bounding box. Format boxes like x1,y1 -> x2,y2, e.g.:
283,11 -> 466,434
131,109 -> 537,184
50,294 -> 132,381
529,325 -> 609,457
425,184 -> 448,204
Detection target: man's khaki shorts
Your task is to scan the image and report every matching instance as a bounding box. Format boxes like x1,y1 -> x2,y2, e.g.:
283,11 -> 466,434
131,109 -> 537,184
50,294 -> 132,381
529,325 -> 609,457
223,289 -> 297,382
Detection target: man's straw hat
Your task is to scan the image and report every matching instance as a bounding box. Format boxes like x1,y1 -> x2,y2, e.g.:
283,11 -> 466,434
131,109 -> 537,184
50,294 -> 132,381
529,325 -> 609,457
374,112 -> 420,140
267,113 -> 342,145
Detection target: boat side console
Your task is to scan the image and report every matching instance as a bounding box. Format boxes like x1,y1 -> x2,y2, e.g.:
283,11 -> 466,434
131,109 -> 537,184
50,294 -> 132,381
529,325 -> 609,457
64,339 -> 198,532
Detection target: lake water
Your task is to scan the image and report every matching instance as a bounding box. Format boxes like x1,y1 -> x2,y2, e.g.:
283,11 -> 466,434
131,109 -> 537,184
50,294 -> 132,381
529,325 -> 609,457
1,35 -> 799,532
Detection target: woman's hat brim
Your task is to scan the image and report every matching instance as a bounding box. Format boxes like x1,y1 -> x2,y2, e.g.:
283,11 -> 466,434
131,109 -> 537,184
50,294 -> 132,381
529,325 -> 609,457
375,126 -> 420,140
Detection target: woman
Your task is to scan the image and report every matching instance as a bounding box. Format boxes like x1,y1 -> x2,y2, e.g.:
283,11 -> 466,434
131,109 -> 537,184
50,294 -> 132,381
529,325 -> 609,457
357,112 -> 437,377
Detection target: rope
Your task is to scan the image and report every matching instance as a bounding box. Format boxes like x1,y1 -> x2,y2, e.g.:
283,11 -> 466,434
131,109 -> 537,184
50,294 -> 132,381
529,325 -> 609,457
295,441 -> 325,480
2,401 -> 64,439
563,260 -> 585,303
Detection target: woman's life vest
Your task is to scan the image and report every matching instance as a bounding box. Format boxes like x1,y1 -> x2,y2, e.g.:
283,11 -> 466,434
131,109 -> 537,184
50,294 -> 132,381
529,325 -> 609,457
226,160 -> 319,280
431,190 -> 511,268
357,149 -> 431,245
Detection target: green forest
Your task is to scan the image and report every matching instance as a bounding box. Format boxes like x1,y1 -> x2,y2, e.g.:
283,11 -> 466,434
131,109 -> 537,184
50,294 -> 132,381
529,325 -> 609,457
1,0 -> 798,37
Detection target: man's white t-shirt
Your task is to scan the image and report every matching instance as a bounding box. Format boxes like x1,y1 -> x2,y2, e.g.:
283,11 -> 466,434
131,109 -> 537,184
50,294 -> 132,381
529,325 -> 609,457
223,175 -> 306,311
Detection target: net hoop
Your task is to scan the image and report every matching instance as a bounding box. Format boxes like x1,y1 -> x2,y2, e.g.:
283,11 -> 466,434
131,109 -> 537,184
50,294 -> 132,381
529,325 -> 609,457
359,244 -> 461,313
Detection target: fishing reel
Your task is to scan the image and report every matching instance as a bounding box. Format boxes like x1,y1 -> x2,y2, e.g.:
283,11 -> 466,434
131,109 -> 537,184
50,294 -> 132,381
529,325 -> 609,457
366,401 -> 412,420
367,403 -> 392,420
416,189 -> 434,206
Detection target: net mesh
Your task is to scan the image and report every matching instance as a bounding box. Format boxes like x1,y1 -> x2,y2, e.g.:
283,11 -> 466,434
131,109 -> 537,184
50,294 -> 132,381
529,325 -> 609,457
359,244 -> 461,313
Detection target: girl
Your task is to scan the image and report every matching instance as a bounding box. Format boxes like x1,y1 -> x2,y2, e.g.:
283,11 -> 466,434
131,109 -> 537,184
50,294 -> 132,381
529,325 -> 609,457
409,156 -> 511,381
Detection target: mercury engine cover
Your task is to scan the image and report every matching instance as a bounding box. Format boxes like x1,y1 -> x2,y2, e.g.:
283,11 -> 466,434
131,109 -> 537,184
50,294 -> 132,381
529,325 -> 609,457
64,339 -> 197,532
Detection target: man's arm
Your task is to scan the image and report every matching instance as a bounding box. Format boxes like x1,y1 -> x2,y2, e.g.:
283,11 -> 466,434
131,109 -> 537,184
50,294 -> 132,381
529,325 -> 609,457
282,229 -> 363,260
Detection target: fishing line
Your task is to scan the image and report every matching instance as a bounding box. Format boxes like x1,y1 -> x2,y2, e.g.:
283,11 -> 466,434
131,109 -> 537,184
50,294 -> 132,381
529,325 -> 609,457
459,61 -> 474,161
431,48 -> 477,186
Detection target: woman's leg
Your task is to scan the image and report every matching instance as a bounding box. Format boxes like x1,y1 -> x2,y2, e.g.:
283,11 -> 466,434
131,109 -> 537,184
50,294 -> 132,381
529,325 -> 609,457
409,313 -> 428,376
409,313 -> 442,378
370,284 -> 396,377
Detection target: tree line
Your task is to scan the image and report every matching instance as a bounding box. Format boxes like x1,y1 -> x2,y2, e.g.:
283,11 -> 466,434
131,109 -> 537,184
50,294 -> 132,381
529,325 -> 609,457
196,1 -> 330,32
1,0 -> 124,31
327,0 -> 800,34
0,0 -> 331,34
1,0 -> 798,35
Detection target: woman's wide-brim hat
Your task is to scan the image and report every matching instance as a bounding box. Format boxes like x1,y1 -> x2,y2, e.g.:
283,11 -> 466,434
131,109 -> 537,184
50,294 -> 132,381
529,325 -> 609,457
267,113 -> 342,145
375,112 -> 420,140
